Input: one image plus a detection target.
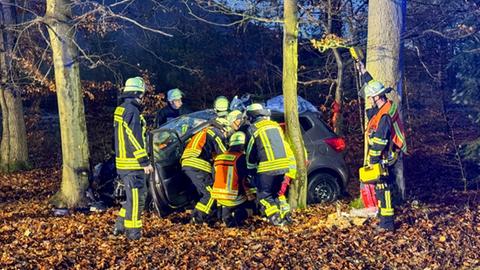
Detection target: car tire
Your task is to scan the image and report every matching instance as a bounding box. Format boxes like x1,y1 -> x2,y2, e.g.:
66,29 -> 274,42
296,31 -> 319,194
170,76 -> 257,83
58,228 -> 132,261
307,172 -> 341,204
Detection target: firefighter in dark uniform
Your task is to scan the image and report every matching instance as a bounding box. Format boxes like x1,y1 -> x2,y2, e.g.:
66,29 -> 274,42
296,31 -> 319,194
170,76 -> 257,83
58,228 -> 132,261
357,62 -> 407,231
112,77 -> 154,240
154,88 -> 191,128
245,103 -> 292,226
181,117 -> 229,224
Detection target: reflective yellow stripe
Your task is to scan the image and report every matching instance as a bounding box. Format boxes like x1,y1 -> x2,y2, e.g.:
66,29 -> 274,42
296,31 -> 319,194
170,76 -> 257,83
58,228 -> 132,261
368,149 -> 382,156
118,122 -> 126,158
182,149 -> 202,159
182,158 -> 212,173
215,137 -> 227,153
195,197 -> 215,214
114,107 -> 125,116
371,137 -> 388,145
191,131 -> 204,149
385,190 -> 392,210
257,158 -> 290,173
207,129 -> 226,153
211,188 -> 238,200
124,188 -> 142,229
118,208 -> 126,218
260,199 -> 279,217
217,197 -> 246,207
123,123 -> 143,151
133,149 -> 148,159
116,157 -> 142,170
216,154 -> 236,161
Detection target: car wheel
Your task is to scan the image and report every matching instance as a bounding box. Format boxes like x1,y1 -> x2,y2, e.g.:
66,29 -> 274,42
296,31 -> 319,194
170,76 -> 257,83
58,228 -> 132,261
307,172 -> 341,204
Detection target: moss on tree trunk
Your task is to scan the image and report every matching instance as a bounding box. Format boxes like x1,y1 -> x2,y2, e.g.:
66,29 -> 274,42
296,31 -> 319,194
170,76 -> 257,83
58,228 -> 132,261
46,0 -> 90,208
0,0 -> 29,173
283,0 -> 308,209
366,0 -> 406,199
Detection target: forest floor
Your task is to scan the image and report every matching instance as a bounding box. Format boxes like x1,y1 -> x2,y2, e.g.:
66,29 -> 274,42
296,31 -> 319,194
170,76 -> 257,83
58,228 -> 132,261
1,165 -> 480,269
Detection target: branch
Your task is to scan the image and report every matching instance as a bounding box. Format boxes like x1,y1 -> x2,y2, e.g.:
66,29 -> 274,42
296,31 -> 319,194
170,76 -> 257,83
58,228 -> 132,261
298,78 -> 335,86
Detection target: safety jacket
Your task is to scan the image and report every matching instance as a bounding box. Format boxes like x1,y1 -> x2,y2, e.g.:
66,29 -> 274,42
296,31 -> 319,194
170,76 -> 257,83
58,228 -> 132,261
181,126 -> 227,173
366,100 -> 407,165
246,119 -> 290,175
211,152 -> 248,206
114,98 -> 150,174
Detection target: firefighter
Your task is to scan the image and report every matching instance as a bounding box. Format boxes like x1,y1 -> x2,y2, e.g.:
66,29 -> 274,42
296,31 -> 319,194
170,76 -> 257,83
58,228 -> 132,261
214,96 -> 229,118
277,123 -> 303,225
181,117 -> 229,224
245,103 -> 292,226
112,77 -> 154,240
357,61 -> 407,231
154,88 -> 190,128
211,131 -> 253,227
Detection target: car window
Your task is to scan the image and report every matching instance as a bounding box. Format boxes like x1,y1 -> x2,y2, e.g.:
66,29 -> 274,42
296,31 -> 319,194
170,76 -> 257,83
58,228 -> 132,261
270,114 -> 306,133
160,110 -> 216,136
299,116 -> 313,132
152,130 -> 182,163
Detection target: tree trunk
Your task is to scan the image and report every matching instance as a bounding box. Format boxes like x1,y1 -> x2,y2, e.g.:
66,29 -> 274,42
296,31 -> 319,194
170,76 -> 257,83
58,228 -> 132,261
329,0 -> 344,135
46,0 -> 90,208
283,0 -> 308,209
332,48 -> 344,135
0,0 -> 29,172
366,0 -> 406,200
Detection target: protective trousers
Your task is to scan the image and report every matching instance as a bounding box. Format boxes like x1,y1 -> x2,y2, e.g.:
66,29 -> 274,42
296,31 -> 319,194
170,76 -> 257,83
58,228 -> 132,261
115,173 -> 147,240
375,180 -> 394,231
219,204 -> 249,227
184,169 -> 216,223
256,174 -> 283,224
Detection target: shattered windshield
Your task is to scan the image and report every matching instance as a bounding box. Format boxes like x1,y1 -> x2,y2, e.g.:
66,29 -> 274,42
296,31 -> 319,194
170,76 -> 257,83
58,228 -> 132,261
159,110 -> 216,137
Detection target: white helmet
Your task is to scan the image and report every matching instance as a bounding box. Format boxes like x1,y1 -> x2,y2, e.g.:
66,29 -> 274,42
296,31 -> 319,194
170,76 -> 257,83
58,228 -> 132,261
364,80 -> 386,97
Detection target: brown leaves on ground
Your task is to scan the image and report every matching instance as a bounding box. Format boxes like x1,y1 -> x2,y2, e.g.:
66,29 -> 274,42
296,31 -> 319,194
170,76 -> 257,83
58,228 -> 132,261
1,169 -> 480,269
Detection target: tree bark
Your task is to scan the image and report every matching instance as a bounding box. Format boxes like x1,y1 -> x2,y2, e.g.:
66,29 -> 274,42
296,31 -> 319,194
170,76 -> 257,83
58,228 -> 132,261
329,0 -> 344,135
46,0 -> 90,208
283,0 -> 308,209
0,0 -> 29,173
366,0 -> 406,200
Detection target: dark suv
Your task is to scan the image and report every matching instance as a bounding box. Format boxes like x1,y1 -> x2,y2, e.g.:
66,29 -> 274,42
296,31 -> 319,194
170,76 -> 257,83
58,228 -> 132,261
148,109 -> 349,216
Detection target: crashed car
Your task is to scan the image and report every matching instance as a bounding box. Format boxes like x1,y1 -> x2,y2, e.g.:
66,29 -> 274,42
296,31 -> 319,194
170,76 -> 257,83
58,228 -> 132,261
148,108 -> 349,217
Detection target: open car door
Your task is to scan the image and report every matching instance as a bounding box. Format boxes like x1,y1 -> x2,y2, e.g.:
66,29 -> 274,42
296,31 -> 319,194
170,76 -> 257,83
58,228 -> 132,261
148,129 -> 196,216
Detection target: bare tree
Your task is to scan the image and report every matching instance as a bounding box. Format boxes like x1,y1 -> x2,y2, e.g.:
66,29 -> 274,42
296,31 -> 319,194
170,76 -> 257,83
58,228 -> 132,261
0,0 -> 29,173
366,0 -> 406,199
283,0 -> 308,209
44,0 -> 91,207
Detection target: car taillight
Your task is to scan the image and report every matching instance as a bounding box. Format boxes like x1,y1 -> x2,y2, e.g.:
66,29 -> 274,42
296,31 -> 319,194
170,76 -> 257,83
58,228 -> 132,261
324,137 -> 346,152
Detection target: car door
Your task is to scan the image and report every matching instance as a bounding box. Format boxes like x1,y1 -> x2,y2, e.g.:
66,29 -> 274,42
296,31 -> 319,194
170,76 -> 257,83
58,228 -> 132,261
148,128 -> 196,216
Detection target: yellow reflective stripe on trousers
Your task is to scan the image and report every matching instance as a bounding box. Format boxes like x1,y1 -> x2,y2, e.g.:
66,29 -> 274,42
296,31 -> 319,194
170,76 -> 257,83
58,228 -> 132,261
195,197 -> 215,214
368,149 -> 382,156
217,197 -> 246,207
118,208 -> 126,218
260,199 -> 279,217
125,188 -> 142,229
